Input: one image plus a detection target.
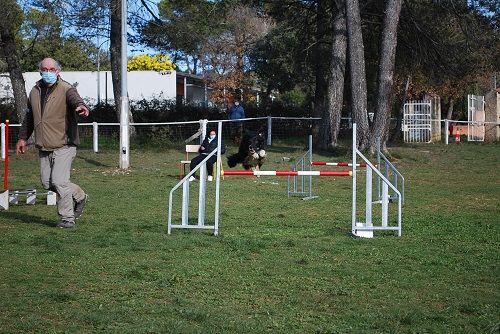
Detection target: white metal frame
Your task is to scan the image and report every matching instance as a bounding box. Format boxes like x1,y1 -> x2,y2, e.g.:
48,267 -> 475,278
352,124 -> 402,237
467,94 -> 485,142
403,100 -> 432,143
168,122 -> 223,235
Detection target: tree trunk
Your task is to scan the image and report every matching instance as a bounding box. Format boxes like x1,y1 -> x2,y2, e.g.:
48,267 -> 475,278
110,0 -> 122,119
371,0 -> 403,153
0,15 -> 27,122
109,0 -> 135,130
312,0 -> 330,148
390,75 -> 410,143
446,98 -> 454,120
322,2 -> 347,149
345,0 -> 370,150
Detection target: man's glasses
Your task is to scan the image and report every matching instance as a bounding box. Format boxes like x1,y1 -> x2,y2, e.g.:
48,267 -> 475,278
41,68 -> 58,73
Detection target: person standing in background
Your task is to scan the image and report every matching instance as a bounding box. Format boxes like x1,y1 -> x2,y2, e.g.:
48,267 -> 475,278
228,100 -> 245,145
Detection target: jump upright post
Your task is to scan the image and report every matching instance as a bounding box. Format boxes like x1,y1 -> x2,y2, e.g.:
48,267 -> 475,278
0,120 -> 9,210
287,135 -> 315,199
351,124 -> 402,237
167,121 -> 223,235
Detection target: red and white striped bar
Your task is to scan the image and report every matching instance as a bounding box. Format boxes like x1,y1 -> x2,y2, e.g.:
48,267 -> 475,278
311,161 -> 367,167
222,170 -> 352,177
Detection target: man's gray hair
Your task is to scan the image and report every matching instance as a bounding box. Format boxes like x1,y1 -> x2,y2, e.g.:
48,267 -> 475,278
38,59 -> 62,72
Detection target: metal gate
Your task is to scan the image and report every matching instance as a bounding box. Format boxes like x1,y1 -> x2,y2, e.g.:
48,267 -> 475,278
468,94 -> 485,141
403,100 -> 432,143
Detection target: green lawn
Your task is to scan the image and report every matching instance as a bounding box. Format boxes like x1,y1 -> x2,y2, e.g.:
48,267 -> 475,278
0,140 -> 498,333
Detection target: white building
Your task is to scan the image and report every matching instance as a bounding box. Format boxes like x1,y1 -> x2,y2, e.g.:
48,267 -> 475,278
0,70 -> 209,106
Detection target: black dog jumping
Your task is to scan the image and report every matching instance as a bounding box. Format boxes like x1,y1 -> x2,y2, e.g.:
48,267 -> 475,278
227,130 -> 266,171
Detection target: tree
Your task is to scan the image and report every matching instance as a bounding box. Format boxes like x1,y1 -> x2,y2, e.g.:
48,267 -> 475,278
345,0 -> 369,149
202,4 -> 273,104
396,1 -> 499,113
140,0 -> 226,74
249,5 -> 315,107
322,0 -> 347,149
311,0 -> 330,146
0,0 -> 27,122
371,0 -> 403,153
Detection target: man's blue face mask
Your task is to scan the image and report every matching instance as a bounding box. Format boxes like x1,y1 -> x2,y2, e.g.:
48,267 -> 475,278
41,71 -> 57,85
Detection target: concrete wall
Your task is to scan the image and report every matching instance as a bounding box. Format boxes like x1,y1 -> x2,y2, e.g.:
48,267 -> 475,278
0,70 -> 177,104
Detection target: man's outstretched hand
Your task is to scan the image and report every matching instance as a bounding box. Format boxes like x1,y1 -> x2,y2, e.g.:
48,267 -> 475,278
16,139 -> 26,155
76,105 -> 89,117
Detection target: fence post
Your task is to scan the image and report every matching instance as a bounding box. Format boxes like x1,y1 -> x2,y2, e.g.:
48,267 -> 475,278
267,116 -> 272,146
444,119 -> 449,145
92,122 -> 99,153
1,123 -> 5,161
365,166 -> 373,226
200,119 -> 208,144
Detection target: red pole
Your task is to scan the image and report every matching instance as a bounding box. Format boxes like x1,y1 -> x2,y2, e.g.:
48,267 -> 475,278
3,120 -> 8,191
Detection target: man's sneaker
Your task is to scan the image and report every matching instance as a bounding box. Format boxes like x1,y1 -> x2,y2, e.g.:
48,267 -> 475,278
189,176 -> 196,182
207,175 -> 213,181
56,220 -> 75,229
74,194 -> 88,219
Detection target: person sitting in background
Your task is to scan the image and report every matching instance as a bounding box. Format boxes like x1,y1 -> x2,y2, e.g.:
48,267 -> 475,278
189,130 -> 226,182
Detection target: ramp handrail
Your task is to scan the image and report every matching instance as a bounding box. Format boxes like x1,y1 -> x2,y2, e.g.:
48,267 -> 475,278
377,148 -> 405,205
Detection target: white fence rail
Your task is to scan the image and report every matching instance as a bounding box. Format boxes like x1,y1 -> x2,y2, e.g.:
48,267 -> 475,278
2,117 -> 500,160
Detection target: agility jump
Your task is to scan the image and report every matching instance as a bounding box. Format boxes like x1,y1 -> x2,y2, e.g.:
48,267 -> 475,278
0,120 -> 56,210
167,122 -> 403,237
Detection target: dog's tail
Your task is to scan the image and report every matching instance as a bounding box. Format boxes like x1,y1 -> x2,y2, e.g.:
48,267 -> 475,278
227,153 -> 242,168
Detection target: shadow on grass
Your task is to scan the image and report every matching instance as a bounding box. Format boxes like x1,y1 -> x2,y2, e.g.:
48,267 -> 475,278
75,155 -> 111,167
2,211 -> 55,227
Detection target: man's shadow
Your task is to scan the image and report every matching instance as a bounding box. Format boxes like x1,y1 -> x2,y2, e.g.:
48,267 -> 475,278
76,155 -> 110,167
2,211 -> 55,227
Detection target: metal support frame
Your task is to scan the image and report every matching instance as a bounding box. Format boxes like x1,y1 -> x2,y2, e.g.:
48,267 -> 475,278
287,135 -> 314,199
376,139 -> 405,205
7,190 -> 56,206
352,124 -> 402,237
168,122 -> 222,235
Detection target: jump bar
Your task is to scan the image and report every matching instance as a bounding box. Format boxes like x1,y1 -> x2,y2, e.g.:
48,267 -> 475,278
311,161 -> 367,167
222,170 -> 352,177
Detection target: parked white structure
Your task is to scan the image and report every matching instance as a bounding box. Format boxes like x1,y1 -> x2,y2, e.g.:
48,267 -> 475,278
0,70 -> 208,105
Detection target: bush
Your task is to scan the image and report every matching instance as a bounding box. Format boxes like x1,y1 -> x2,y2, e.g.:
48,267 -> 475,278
0,100 -> 18,123
2,96 -> 314,125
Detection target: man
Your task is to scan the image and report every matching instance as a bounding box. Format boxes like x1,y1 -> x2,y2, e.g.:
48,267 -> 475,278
16,58 -> 89,229
227,100 -> 245,144
228,100 -> 245,120
189,130 -> 225,182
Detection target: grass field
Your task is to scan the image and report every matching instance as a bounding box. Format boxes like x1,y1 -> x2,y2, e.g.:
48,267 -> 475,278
0,140 -> 498,333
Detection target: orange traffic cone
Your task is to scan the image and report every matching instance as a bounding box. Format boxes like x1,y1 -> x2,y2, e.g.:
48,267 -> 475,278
455,130 -> 460,145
